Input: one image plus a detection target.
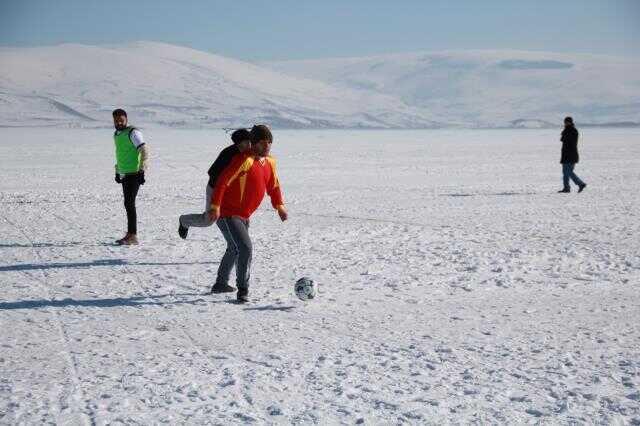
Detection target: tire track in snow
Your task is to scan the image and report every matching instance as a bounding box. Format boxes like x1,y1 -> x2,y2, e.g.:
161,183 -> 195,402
294,211 -> 431,228
2,212 -> 96,425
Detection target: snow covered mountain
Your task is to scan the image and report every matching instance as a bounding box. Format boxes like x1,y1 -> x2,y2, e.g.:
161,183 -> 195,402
265,50 -> 640,127
0,42 -> 440,129
2,43 -> 638,128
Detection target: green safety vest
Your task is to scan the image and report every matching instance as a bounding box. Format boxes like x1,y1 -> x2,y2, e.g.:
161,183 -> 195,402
114,127 -> 141,174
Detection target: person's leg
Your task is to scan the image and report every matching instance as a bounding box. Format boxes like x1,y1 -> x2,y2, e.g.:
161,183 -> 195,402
215,217 -> 240,288
180,185 -> 215,228
204,184 -> 213,214
567,163 -> 585,187
122,175 -> 141,235
562,163 -> 571,191
219,217 -> 252,292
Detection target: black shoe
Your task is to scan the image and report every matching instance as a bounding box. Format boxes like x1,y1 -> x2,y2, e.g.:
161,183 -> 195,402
236,288 -> 249,303
210,283 -> 236,294
557,188 -> 570,193
578,183 -> 587,193
178,222 -> 188,239
116,233 -> 139,245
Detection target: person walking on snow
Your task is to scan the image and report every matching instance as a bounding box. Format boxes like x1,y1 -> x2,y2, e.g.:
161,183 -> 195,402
558,116 -> 587,193
209,124 -> 288,303
112,108 -> 149,245
178,129 -> 252,239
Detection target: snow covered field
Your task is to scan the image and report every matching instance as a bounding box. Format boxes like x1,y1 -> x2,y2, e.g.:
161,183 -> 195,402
1,127 -> 639,424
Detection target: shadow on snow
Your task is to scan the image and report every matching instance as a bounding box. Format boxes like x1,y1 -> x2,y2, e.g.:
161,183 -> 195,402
0,242 -> 86,248
0,292 -> 211,311
243,305 -> 296,312
441,191 -> 538,197
0,258 -> 217,272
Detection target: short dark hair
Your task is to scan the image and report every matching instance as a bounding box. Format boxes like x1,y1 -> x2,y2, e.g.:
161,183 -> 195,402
564,116 -> 573,124
250,124 -> 272,144
112,108 -> 127,118
230,128 -> 251,144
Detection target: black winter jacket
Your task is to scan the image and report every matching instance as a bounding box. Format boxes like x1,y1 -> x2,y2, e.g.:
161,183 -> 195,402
560,126 -> 579,164
207,144 -> 240,188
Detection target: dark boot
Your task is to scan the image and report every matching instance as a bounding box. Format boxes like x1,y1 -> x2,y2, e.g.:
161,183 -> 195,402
578,183 -> 587,193
116,233 -> 139,245
115,233 -> 129,245
236,288 -> 249,303
557,188 -> 570,193
178,220 -> 188,239
210,283 -> 236,294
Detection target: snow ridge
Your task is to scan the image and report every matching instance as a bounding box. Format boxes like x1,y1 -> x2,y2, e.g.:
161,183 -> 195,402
3,43 -> 639,128
265,50 -> 640,127
0,42 -> 439,129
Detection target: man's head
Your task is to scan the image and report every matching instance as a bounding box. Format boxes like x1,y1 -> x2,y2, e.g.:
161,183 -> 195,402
250,124 -> 273,157
113,109 -> 128,130
230,128 -> 251,152
564,116 -> 574,127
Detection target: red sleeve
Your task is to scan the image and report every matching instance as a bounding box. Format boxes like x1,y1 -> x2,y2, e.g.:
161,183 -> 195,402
211,154 -> 250,208
266,157 -> 284,208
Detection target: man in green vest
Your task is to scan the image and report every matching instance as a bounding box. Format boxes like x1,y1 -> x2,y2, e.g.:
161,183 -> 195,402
112,108 -> 149,245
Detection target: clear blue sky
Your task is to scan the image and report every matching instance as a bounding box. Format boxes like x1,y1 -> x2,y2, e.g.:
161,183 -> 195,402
1,0 -> 638,61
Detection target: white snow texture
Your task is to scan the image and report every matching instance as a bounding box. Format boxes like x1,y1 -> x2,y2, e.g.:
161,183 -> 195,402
1,127 -> 639,424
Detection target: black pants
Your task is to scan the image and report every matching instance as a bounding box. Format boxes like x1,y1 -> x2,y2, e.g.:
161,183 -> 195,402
121,174 -> 141,234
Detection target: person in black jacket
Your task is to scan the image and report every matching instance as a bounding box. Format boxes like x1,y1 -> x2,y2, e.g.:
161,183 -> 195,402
558,116 -> 587,193
178,129 -> 251,239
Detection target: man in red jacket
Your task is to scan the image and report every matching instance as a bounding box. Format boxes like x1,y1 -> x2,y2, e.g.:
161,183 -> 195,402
209,124 -> 288,302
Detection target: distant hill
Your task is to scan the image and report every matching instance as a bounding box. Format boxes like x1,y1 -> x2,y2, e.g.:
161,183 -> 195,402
265,50 -> 640,128
0,42 -> 439,129
1,43 -> 638,128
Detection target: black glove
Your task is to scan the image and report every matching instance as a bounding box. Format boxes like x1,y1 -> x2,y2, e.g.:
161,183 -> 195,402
138,171 -> 145,185
115,172 -> 121,184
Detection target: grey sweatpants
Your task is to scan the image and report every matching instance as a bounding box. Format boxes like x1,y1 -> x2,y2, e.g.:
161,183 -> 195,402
179,185 -> 215,229
216,216 -> 252,290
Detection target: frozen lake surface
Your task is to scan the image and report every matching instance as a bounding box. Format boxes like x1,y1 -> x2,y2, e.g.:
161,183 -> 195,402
1,128 -> 639,424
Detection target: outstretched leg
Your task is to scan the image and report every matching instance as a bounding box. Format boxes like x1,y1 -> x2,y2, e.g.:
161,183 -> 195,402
179,185 -> 215,238
567,164 -> 585,187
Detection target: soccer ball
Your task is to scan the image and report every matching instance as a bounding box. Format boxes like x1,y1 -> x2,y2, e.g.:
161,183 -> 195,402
294,277 -> 316,301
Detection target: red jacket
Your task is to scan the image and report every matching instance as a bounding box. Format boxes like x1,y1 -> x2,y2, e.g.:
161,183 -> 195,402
211,153 -> 284,219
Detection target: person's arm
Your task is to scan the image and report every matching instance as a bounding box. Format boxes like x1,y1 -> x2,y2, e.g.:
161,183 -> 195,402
114,131 -> 121,182
138,145 -> 149,171
266,157 -> 287,221
130,129 -> 149,171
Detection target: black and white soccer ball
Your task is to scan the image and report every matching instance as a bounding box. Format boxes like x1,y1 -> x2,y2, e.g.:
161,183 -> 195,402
294,277 -> 316,301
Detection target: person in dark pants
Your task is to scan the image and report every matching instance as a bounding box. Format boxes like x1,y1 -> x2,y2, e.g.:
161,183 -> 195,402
558,116 -> 587,193
112,109 -> 149,245
178,129 -> 252,239
209,124 -> 288,302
